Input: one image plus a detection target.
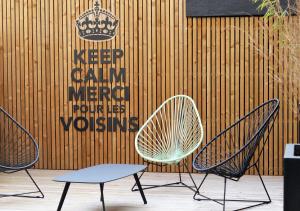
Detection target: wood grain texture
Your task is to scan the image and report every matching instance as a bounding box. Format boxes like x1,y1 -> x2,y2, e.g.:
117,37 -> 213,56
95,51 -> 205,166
0,0 -> 298,175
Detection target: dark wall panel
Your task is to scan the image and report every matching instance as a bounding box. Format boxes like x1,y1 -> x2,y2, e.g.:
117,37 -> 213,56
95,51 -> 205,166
186,0 -> 292,17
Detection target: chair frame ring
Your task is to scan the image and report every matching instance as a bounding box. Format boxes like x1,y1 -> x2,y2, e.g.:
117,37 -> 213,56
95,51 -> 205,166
0,107 -> 39,171
135,94 -> 204,164
193,98 -> 279,172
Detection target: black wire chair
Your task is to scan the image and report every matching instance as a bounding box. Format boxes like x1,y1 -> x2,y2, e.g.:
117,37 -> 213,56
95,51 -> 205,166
0,107 -> 44,198
193,99 -> 279,211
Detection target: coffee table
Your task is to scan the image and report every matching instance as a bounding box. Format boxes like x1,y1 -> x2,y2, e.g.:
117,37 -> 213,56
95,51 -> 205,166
54,164 -> 147,211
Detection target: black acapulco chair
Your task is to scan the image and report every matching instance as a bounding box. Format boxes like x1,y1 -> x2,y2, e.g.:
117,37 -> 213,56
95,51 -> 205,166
0,107 -> 44,198
193,99 -> 279,211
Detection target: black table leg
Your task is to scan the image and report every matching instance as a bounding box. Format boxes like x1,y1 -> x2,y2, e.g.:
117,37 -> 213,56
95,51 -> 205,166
133,173 -> 147,204
100,183 -> 105,211
57,182 -> 71,211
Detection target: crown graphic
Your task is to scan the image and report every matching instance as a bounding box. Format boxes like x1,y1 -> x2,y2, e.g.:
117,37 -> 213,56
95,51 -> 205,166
76,0 -> 119,41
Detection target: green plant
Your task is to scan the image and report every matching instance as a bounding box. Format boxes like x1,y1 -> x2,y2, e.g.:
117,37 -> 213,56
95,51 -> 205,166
253,0 -> 300,111
253,0 -> 286,17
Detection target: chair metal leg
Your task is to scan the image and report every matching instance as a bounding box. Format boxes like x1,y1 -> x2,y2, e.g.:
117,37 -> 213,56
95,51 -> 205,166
255,164 -> 271,203
223,178 -> 227,211
133,173 -> 147,204
57,182 -> 70,211
178,163 -> 182,183
194,165 -> 272,211
131,161 -> 197,192
132,160 -> 197,192
183,161 -> 198,192
131,169 -> 181,191
131,170 -> 146,191
0,169 -> 44,199
194,173 -> 224,206
193,173 -> 208,199
25,169 -> 44,198
100,183 -> 105,211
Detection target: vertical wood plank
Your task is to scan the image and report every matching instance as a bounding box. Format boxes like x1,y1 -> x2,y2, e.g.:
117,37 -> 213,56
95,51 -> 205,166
0,0 -> 296,175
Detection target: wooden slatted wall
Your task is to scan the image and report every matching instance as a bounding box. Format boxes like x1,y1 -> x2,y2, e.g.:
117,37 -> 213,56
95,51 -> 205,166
0,0 -> 298,175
